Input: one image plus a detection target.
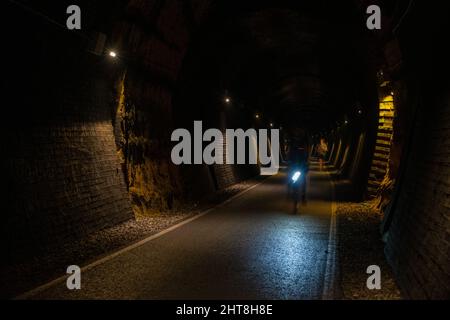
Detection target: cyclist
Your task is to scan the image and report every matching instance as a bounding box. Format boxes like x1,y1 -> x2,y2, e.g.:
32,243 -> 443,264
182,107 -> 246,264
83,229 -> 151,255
287,129 -> 310,204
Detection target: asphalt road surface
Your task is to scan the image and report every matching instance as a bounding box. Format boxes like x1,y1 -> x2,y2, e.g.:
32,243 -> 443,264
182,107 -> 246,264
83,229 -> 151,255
25,165 -> 335,300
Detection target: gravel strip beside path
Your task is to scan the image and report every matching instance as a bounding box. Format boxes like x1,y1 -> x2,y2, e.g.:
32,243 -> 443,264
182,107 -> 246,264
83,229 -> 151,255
336,200 -> 402,300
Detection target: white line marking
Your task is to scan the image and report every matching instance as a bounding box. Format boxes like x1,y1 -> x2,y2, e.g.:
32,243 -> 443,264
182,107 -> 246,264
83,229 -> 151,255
322,174 -> 338,300
15,178 -> 268,300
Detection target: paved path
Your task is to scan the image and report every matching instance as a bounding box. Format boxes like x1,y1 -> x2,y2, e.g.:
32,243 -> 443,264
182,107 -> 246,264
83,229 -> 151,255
27,165 -> 335,300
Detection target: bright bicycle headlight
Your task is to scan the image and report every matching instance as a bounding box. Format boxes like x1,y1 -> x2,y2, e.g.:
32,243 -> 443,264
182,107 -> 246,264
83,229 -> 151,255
292,171 -> 302,182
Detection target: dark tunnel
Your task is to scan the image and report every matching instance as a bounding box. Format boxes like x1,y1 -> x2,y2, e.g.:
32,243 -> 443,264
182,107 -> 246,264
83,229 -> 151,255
2,0 -> 449,300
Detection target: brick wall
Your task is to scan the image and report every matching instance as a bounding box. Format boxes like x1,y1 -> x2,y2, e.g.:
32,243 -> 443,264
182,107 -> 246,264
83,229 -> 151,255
385,88 -> 450,299
2,1 -> 135,260
3,122 -> 132,254
382,3 -> 450,299
211,130 -> 259,190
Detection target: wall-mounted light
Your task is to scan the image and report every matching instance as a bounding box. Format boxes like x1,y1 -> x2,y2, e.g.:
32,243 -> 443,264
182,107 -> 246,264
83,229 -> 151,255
270,123 -> 274,128
391,91 -> 395,96
358,109 -> 363,115
255,114 -> 260,119
225,97 -> 231,104
109,51 -> 117,58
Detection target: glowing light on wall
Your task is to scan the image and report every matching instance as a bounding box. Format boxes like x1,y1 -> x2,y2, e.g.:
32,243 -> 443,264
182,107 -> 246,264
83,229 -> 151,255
367,93 -> 395,197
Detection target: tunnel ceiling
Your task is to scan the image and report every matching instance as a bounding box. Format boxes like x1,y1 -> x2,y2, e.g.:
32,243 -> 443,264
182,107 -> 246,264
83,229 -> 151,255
180,0 -> 378,132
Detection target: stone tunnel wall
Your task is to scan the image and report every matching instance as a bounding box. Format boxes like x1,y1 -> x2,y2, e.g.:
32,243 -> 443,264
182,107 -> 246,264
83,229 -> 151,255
2,1 -> 135,259
327,110 -> 378,201
111,0 -> 256,212
2,0 -> 257,260
385,83 -> 450,299
383,3 -> 450,299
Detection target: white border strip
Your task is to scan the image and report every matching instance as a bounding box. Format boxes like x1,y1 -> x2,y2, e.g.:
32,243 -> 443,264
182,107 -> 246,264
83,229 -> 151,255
322,175 -> 338,300
15,179 -> 267,300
